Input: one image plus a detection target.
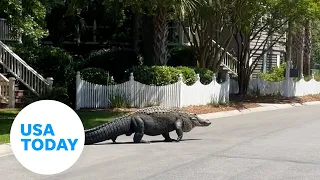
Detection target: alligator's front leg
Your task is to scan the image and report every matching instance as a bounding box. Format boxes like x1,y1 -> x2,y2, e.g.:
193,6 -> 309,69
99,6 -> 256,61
162,133 -> 175,142
175,119 -> 183,142
111,137 -> 117,143
132,116 -> 150,143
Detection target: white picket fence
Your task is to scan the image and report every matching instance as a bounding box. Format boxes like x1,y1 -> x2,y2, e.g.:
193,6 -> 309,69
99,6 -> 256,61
230,75 -> 320,96
75,72 -> 230,110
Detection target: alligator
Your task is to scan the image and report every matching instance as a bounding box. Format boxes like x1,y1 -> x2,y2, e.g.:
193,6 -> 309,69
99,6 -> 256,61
84,106 -> 211,145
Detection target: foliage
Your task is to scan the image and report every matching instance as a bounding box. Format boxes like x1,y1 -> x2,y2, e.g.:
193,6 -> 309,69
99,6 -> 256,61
11,43 -> 73,87
39,87 -> 70,105
180,0 -> 238,70
259,62 -> 286,82
108,90 -> 131,108
85,48 -> 141,82
167,46 -> 196,67
80,68 -> 115,85
175,66 -> 197,85
46,0 -> 129,45
232,0 -> 320,94
0,0 -> 48,42
311,19 -> 320,69
193,67 -> 215,85
125,65 -> 200,85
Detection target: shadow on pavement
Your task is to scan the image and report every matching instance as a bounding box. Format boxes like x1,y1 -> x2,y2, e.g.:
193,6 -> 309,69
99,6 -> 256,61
88,138 -> 202,145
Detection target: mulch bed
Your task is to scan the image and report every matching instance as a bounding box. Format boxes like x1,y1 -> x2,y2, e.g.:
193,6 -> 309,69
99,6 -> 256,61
230,94 -> 320,104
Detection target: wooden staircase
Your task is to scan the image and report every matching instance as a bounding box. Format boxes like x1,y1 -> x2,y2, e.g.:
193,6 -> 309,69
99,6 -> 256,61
0,40 -> 53,108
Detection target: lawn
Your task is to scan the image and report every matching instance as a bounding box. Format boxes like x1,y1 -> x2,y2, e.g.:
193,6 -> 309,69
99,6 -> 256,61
0,109 -> 128,144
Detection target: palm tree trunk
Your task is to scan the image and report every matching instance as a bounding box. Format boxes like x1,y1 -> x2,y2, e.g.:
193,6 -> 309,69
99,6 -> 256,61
153,6 -> 169,65
304,19 -> 312,76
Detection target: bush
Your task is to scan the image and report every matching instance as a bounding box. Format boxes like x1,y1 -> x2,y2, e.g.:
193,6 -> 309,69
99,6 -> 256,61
11,43 -> 73,87
125,66 -> 198,85
193,67 -> 215,85
80,68 -> 114,85
85,48 -> 142,82
167,46 -> 197,67
259,62 -> 286,82
175,66 -> 197,85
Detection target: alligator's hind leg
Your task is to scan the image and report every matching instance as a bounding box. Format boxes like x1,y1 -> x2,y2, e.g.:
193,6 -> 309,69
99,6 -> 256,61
175,119 -> 183,142
132,116 -> 150,143
162,133 -> 175,142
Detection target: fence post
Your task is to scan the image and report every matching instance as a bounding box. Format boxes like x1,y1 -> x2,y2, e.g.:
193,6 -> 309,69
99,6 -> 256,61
312,72 -> 315,95
225,74 -> 230,103
129,73 -> 134,107
46,77 -> 54,91
195,74 -> 200,82
8,77 -> 15,108
75,71 -> 81,110
178,74 -> 183,108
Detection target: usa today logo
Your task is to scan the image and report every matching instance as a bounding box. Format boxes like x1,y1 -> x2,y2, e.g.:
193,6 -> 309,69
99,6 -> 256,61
10,100 -> 85,175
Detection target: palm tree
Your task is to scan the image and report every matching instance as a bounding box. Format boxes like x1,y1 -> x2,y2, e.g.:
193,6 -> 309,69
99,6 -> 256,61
142,0 -> 200,65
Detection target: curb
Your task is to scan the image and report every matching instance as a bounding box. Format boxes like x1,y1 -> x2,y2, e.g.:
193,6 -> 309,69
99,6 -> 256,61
1,101 -> 320,157
198,101 -> 320,120
0,143 -> 12,157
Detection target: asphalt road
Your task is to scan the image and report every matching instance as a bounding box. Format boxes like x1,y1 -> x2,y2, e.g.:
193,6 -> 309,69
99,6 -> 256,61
1,105 -> 320,180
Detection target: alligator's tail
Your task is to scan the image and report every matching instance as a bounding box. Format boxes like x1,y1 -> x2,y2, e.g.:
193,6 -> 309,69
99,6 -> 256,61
84,118 -> 131,145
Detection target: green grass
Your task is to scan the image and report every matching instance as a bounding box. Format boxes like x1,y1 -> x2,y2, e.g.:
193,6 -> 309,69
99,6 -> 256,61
0,109 -> 128,144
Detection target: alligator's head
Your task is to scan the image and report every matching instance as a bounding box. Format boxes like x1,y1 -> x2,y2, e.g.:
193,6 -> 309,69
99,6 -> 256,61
190,114 -> 211,127
182,113 -> 211,132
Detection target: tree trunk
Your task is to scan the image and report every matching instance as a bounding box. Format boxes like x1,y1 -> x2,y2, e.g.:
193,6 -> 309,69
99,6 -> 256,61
153,7 -> 169,65
141,15 -> 154,65
237,33 -> 251,96
132,12 -> 140,53
286,20 -> 293,64
298,26 -> 305,77
303,19 -> 312,76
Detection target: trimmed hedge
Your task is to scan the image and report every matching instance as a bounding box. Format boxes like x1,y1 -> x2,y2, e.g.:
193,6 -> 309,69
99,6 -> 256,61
193,67 -> 215,85
85,48 -> 142,82
259,62 -> 286,82
125,66 -> 215,86
80,68 -> 114,85
11,43 -> 74,87
167,46 -> 197,67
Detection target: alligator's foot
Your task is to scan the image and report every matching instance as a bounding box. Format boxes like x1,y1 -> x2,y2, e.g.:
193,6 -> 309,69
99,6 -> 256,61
112,137 -> 117,144
133,139 -> 150,144
163,138 -> 176,142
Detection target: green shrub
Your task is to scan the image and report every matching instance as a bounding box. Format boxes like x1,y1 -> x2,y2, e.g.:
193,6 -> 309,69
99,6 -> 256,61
20,86 -> 71,107
125,66 -> 198,85
193,67 -> 215,85
85,48 -> 141,82
167,46 -> 197,67
11,43 -> 73,87
312,70 -> 320,81
259,62 -> 286,82
175,66 -> 197,85
80,68 -> 114,85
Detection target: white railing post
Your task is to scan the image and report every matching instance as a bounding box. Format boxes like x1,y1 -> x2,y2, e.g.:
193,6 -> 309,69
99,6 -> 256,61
178,74 -> 183,108
8,77 -> 15,108
129,73 -> 135,107
226,74 -> 230,103
284,60 -> 293,97
46,77 -> 54,91
312,72 -> 315,95
75,71 -> 81,110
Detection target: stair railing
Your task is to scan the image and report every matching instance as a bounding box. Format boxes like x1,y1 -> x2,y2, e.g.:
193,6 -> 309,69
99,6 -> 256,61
0,41 -> 51,96
212,40 -> 238,76
0,73 -> 9,103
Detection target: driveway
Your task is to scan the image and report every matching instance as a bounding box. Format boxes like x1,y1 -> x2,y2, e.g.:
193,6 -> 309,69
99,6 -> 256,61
1,105 -> 320,180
